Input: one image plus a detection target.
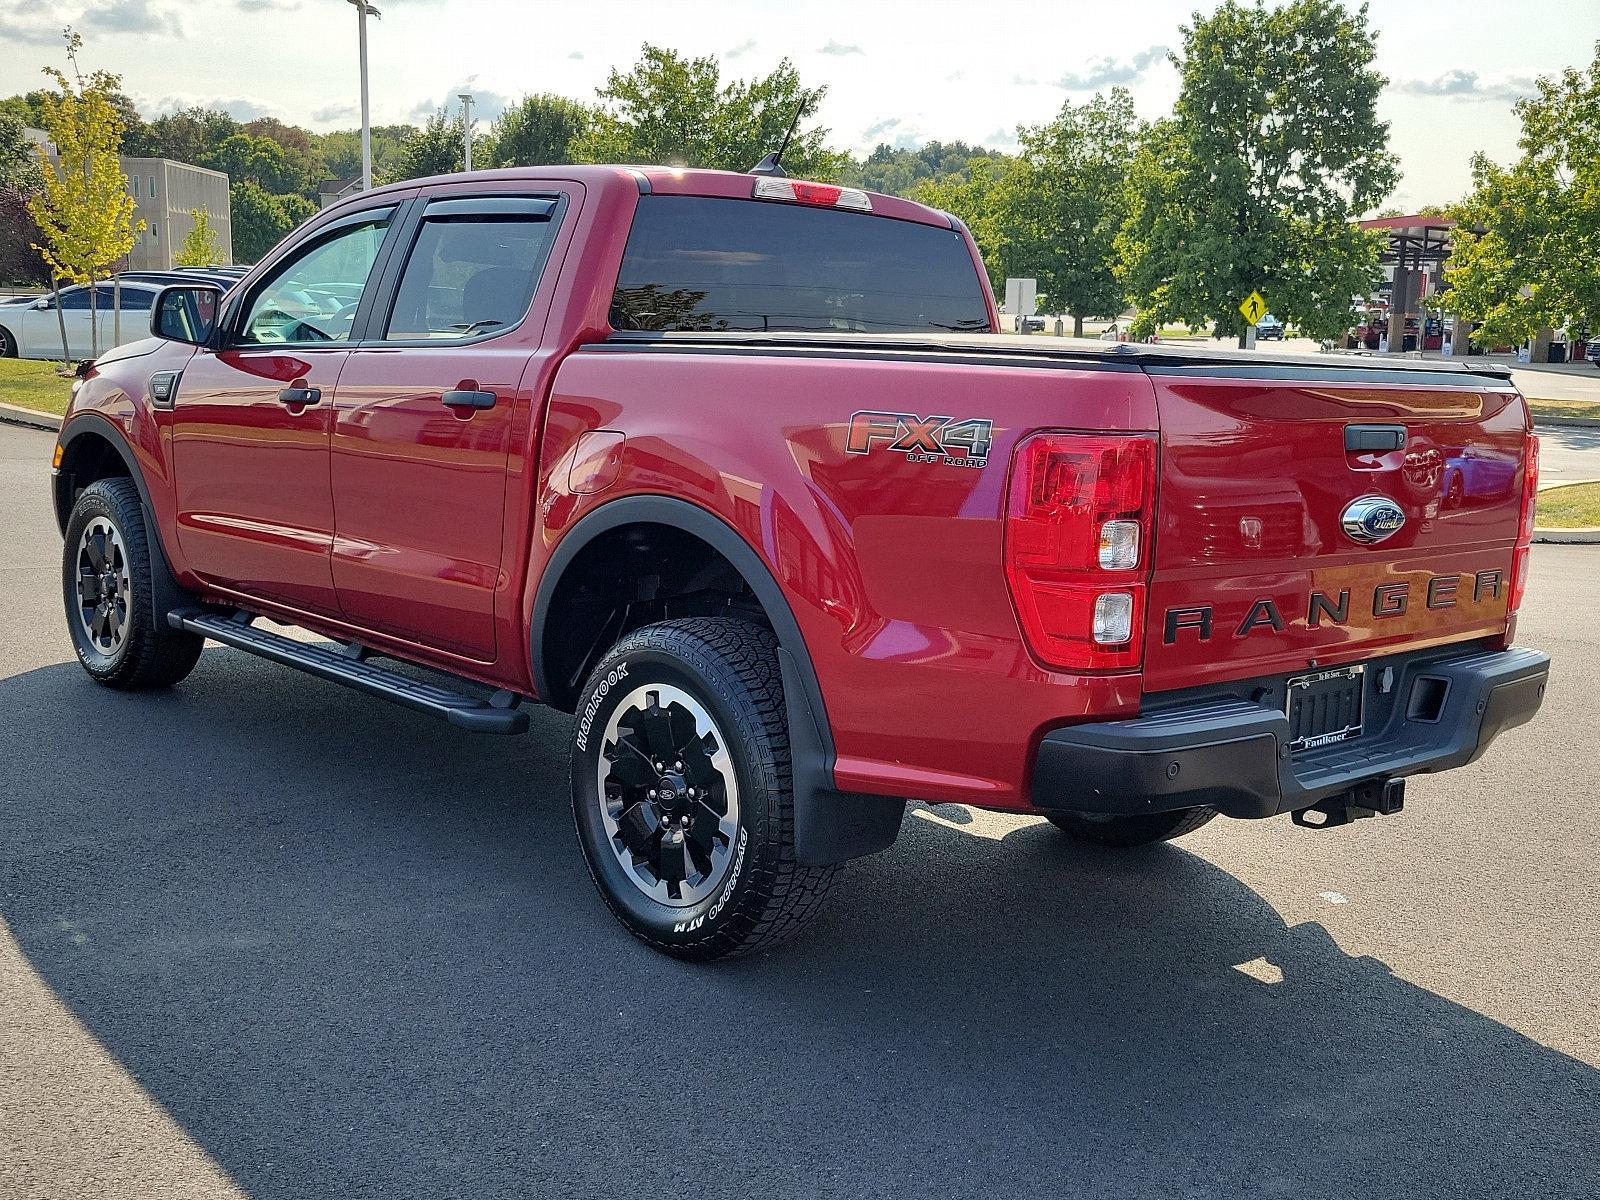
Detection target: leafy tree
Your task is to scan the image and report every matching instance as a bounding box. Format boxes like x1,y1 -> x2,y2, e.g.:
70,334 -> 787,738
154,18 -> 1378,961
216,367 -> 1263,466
0,111 -> 43,192
144,107 -> 242,169
1117,0 -> 1398,343
1446,42 -> 1600,346
0,186 -> 49,286
175,206 -> 222,266
910,155 -> 1026,291
1005,89 -> 1141,335
484,93 -> 591,167
392,109 -> 465,181
230,180 -> 315,263
209,132 -> 308,195
842,140 -> 1004,196
26,29 -> 144,357
312,124 -> 411,185
570,44 -> 847,180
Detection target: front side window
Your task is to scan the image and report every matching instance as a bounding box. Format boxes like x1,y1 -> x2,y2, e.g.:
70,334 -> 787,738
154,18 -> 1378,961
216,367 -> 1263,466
383,199 -> 559,340
611,196 -> 991,334
237,213 -> 390,345
57,287 -> 93,311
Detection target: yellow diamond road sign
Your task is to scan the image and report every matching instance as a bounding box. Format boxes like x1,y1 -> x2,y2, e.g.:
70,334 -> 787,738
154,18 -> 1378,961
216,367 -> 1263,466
1240,290 -> 1267,325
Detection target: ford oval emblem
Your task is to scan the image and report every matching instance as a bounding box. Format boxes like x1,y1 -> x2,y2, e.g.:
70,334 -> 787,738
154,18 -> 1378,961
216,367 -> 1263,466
1341,495 -> 1407,545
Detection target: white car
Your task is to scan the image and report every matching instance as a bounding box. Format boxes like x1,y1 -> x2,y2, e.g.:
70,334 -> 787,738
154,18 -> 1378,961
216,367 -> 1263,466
0,281 -> 165,360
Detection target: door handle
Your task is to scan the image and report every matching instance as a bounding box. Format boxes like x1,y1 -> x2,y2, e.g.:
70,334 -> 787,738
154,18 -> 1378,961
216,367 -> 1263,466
278,385 -> 320,405
442,389 -> 496,410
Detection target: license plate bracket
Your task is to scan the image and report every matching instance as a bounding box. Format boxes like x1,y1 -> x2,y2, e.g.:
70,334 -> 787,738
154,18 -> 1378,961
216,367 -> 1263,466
1285,664 -> 1365,753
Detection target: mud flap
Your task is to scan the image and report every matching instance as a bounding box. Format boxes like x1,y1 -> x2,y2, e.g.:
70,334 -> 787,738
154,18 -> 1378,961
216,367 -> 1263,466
778,645 -> 906,866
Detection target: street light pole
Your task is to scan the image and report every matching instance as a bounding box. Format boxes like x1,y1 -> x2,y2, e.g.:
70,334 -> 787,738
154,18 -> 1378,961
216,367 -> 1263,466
459,92 -> 474,172
348,0 -> 381,191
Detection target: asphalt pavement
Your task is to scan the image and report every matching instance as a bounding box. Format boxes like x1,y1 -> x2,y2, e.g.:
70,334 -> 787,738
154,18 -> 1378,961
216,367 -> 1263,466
1,421 -> 1596,1200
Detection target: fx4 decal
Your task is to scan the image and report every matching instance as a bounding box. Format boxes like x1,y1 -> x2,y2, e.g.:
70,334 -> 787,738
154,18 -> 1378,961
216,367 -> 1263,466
846,411 -> 993,469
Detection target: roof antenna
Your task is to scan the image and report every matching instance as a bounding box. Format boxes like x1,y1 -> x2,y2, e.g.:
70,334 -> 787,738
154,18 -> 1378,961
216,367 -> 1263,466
750,95 -> 813,177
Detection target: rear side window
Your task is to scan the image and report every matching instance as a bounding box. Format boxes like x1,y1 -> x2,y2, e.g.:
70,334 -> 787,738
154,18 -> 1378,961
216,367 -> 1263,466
611,196 -> 991,334
384,197 -> 560,340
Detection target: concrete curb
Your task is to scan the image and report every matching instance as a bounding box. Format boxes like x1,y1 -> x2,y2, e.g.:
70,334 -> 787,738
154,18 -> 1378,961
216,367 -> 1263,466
0,402 -> 60,433
1533,528 -> 1600,544
1532,414 -> 1600,430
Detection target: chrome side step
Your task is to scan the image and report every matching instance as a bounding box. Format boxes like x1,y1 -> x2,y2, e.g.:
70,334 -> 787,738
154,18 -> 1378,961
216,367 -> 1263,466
168,609 -> 530,734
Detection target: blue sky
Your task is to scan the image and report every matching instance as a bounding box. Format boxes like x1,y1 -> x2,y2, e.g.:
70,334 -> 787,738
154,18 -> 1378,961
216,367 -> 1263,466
6,0 -> 1597,209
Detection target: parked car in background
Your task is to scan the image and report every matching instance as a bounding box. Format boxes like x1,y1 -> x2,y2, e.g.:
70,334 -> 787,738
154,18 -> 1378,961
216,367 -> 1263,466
0,280 -> 167,360
1256,314 -> 1285,340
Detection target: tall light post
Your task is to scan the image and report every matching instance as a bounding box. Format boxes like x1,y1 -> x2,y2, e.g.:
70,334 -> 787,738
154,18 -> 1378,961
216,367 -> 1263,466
347,0 -> 381,190
459,91 -> 474,172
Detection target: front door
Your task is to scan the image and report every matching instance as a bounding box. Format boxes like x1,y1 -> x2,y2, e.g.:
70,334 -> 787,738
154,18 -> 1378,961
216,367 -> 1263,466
171,206 -> 400,616
330,193 -> 565,662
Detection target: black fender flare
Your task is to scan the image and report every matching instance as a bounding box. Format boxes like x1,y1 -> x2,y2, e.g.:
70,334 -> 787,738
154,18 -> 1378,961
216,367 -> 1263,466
55,411 -> 190,627
530,494 -> 903,865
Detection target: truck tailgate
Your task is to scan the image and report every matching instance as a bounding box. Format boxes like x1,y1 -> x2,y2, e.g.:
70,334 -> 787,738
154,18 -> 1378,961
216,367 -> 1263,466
1141,366 -> 1529,693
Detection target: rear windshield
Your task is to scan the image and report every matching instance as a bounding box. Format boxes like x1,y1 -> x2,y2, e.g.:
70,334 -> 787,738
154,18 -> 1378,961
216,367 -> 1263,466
611,196 -> 991,334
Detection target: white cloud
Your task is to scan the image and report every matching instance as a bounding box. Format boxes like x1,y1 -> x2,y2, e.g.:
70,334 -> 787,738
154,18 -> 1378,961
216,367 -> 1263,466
818,40 -> 863,57
1055,45 -> 1167,90
1394,70 -> 1538,102
725,38 -> 757,59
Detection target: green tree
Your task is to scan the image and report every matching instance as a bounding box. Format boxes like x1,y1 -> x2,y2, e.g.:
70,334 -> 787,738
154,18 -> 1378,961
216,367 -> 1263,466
175,206 -> 222,266
910,154 -> 1027,290
143,106 -> 242,167
570,44 -> 847,179
484,93 -> 591,167
392,109 -> 464,181
0,111 -> 43,192
1117,0 -> 1398,343
841,140 -> 1004,196
27,29 -> 144,357
1003,89 -> 1141,336
230,179 -> 315,263
209,132 -> 308,195
1446,42 -> 1600,346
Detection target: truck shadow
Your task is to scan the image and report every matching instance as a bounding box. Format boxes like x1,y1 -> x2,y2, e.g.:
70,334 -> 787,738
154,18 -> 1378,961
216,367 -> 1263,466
1,649 -> 1595,1199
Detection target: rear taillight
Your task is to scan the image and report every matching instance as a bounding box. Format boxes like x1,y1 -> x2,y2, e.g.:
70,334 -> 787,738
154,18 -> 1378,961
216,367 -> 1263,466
752,176 -> 873,212
1509,433 -> 1540,616
1004,432 -> 1156,671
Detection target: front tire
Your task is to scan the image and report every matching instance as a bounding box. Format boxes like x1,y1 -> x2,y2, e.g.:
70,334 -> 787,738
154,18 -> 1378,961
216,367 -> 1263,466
0,325 -> 16,358
1046,806 -> 1217,848
62,477 -> 203,689
570,617 -> 838,961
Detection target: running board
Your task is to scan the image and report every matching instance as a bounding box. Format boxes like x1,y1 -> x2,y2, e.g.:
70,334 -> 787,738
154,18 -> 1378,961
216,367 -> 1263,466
169,609 -> 530,735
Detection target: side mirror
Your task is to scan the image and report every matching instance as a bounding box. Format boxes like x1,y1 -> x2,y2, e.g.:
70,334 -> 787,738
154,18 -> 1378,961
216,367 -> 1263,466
152,284 -> 223,346
33,297 -> 49,310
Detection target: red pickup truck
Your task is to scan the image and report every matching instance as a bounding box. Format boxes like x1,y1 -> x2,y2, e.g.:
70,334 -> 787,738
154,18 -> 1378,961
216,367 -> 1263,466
52,165 -> 1549,960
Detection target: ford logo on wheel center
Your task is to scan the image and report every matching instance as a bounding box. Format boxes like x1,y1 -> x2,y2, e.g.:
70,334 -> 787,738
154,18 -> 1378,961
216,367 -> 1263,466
1341,495 -> 1407,544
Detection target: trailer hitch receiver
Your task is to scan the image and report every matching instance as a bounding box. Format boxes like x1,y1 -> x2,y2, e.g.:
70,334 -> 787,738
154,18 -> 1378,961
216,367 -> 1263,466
1291,778 -> 1405,830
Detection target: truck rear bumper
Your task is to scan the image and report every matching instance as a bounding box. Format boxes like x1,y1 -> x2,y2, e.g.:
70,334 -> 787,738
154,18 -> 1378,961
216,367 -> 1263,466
1032,646 -> 1549,819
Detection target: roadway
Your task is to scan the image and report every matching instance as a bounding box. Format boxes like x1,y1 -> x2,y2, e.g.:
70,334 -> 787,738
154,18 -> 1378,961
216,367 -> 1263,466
0,421 -> 1595,1199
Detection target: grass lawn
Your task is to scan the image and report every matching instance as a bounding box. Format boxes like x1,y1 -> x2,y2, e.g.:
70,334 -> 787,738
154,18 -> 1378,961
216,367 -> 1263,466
0,358 -> 72,417
1537,482 -> 1600,529
1526,396 -> 1600,423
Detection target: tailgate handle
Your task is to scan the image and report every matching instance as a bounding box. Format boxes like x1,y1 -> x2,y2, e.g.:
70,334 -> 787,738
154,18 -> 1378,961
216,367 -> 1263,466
1345,424 -> 1407,452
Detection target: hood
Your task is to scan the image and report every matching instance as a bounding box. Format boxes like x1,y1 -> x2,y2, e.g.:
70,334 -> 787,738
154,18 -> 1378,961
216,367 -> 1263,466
90,336 -> 167,368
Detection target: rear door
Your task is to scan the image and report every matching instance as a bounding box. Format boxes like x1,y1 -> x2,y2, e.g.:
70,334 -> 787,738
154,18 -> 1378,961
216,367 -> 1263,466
1142,364 -> 1529,692
328,188 -> 569,662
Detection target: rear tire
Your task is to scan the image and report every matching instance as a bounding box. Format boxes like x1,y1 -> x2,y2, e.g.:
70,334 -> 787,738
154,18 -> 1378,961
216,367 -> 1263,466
1046,806 -> 1217,848
569,617 -> 838,961
0,325 -> 16,357
62,478 -> 203,690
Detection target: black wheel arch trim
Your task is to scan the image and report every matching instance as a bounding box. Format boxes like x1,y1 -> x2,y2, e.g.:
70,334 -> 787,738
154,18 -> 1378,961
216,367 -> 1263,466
531,493 -> 904,865
54,411 -> 190,627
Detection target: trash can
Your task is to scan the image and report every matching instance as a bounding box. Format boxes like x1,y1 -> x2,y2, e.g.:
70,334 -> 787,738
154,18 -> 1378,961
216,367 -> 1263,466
1549,342 -> 1568,364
